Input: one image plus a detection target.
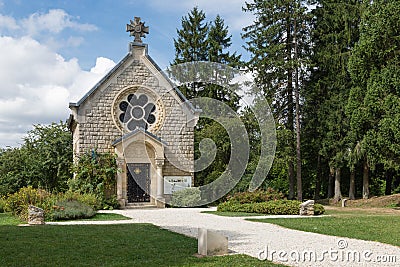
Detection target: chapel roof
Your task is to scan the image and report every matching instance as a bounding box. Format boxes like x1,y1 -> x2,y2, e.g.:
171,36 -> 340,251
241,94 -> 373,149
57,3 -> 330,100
111,126 -> 167,147
68,43 -> 199,114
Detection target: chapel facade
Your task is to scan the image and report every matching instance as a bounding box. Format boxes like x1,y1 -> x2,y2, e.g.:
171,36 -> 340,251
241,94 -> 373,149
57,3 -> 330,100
68,18 -> 199,208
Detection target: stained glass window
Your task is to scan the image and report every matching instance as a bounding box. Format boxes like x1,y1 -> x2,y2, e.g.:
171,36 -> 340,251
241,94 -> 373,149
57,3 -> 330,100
119,94 -> 157,131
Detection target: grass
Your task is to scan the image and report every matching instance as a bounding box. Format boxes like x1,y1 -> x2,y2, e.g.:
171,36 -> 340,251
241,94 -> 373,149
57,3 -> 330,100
201,211 -> 265,217
0,213 -> 23,225
60,212 -> 131,221
0,213 -> 285,266
249,208 -> 400,247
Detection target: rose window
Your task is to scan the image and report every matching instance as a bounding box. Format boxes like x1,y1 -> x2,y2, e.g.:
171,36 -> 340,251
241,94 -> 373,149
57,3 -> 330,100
118,94 -> 156,131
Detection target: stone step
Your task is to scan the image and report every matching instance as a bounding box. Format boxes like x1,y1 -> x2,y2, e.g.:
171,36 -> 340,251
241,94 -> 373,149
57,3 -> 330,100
125,203 -> 158,209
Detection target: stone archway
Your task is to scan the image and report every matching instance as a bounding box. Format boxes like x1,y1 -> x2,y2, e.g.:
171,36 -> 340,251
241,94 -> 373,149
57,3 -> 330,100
113,128 -> 165,208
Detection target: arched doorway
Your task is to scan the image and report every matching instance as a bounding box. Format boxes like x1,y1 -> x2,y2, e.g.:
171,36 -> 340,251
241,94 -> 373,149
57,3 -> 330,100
113,128 -> 166,207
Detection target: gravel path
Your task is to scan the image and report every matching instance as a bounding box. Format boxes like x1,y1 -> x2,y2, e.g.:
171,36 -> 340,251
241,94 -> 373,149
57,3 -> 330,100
49,208 -> 400,266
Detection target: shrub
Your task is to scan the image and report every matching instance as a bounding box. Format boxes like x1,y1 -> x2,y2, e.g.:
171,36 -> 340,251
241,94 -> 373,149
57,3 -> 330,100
226,188 -> 285,204
102,195 -> 120,210
4,187 -> 102,221
170,187 -> 201,207
58,191 -> 101,210
52,200 -> 96,220
314,203 -> 325,215
4,186 -> 53,221
217,200 -> 302,215
69,151 -> 117,201
0,196 -> 6,213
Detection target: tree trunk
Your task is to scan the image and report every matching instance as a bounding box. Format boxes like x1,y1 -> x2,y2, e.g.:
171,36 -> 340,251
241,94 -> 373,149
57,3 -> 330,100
385,170 -> 393,195
314,154 -> 322,200
288,161 -> 295,199
362,161 -> 369,199
294,18 -> 302,202
286,11 -> 295,201
394,174 -> 400,191
349,170 -> 355,200
333,168 -> 342,202
328,166 -> 334,198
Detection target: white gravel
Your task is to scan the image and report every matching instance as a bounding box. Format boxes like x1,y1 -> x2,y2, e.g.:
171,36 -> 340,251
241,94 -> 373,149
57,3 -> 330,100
50,207 -> 400,267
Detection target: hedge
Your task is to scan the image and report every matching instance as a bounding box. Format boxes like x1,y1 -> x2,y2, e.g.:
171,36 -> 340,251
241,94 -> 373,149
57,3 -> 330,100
217,200 -> 302,215
226,188 -> 285,204
52,200 -> 96,220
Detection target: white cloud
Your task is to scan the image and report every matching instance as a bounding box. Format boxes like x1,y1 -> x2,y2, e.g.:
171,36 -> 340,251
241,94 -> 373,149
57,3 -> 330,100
90,57 -> 116,74
21,9 -> 97,36
0,9 -> 108,147
66,36 -> 84,47
0,14 -> 19,31
0,36 -> 115,147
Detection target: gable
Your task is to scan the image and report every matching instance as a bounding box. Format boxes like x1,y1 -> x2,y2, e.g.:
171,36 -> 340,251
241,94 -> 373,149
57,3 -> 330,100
69,43 -> 198,116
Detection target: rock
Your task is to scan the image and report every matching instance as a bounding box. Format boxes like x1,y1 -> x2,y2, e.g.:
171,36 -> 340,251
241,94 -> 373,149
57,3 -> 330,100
299,200 -> 315,216
198,228 -> 228,256
28,205 -> 45,225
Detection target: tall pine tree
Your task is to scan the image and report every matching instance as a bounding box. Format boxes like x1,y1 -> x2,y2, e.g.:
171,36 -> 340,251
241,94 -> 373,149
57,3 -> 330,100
242,0 -> 311,200
171,8 -> 242,188
173,7 -> 208,64
347,0 -> 400,198
304,0 -> 362,201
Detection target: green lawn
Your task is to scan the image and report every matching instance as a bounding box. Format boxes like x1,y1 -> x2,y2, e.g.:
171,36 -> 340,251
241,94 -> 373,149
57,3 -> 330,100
0,213 -> 23,225
249,209 -> 400,247
63,212 -> 131,221
0,213 -> 285,266
201,211 -> 264,217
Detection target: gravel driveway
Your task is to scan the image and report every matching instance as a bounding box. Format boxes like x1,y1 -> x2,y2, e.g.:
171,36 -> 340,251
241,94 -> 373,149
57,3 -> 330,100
105,208 -> 400,267
50,207 -> 400,266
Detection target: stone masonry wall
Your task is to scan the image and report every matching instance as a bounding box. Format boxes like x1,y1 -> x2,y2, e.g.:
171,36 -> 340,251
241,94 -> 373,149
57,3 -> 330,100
73,47 -> 194,177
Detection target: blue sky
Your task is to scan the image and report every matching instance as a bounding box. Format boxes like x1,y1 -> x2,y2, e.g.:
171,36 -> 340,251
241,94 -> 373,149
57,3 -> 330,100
0,0 -> 252,69
0,0 -> 253,147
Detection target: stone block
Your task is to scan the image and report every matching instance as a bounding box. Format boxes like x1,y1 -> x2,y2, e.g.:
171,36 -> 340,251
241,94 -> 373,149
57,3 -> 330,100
28,205 -> 45,225
198,228 -> 228,256
299,200 -> 315,216
155,197 -> 165,208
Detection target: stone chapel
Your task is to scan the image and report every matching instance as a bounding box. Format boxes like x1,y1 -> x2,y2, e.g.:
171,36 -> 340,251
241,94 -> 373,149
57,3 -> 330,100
68,18 -> 200,208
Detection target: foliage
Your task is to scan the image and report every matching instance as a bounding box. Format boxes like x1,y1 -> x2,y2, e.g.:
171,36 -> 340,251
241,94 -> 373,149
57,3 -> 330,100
314,204 -> 325,215
170,187 -> 201,207
173,7 -> 208,65
194,121 -> 230,187
23,122 -> 73,192
207,15 -> 241,67
346,0 -> 400,198
172,8 -> 243,194
217,200 -> 302,215
243,0 -> 312,200
0,122 -> 72,196
69,150 -> 118,202
101,195 -> 120,210
52,200 -> 96,220
0,196 -> 5,213
4,186 -> 54,221
0,147 -> 30,195
57,190 -> 101,210
4,186 -> 102,221
172,8 -> 241,105
226,188 -> 285,204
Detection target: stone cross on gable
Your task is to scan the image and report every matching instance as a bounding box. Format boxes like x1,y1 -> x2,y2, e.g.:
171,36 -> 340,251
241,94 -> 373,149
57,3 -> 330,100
126,17 -> 149,43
